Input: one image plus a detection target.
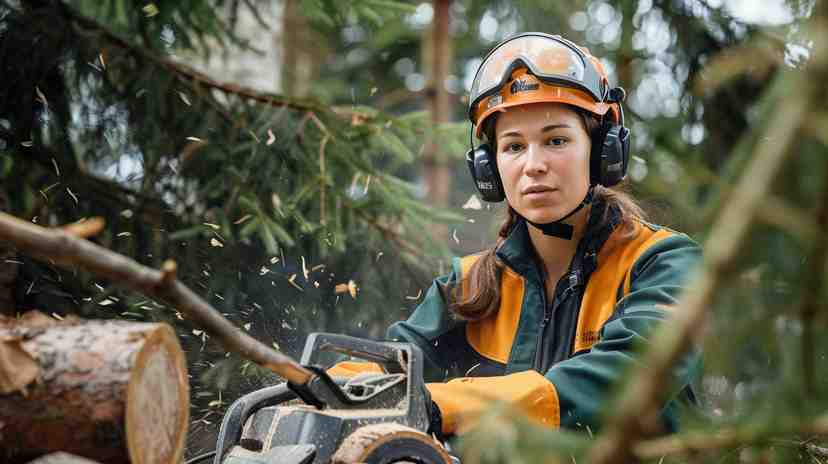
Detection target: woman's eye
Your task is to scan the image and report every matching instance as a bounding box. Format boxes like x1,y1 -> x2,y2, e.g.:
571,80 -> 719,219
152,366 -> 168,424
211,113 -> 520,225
504,142 -> 523,153
548,137 -> 568,147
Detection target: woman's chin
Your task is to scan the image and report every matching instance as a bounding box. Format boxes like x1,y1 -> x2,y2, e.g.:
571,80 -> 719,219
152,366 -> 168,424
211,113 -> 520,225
520,208 -> 567,224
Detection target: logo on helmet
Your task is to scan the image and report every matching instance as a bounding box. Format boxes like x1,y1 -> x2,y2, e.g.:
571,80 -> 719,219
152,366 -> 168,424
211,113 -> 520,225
487,95 -> 502,109
510,78 -> 539,94
477,180 -> 494,190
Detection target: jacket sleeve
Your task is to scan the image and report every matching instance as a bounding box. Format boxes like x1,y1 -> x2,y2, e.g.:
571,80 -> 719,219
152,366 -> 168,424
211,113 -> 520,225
386,264 -> 465,382
546,233 -> 703,431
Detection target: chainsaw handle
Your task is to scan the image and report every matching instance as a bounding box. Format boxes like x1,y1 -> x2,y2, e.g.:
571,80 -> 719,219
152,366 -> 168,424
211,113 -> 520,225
213,383 -> 297,464
298,333 -> 431,431
299,332 -> 406,373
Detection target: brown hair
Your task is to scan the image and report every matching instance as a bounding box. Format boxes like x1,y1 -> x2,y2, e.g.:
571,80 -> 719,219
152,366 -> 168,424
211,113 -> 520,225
449,107 -> 646,321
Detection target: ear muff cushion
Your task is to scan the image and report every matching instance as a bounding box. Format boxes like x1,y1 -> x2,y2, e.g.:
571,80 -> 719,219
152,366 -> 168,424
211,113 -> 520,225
590,122 -> 629,187
589,123 -> 609,186
467,143 -> 505,202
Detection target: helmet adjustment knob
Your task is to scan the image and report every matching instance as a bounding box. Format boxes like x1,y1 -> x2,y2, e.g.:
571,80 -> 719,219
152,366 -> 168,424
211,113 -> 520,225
608,87 -> 626,103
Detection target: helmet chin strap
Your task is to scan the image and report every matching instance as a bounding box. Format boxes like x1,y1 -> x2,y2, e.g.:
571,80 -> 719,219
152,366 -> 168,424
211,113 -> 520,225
521,187 -> 594,240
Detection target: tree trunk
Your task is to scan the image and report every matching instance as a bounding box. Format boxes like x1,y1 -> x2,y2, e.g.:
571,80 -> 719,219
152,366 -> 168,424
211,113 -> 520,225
423,0 -> 453,240
0,312 -> 189,464
281,0 -> 323,98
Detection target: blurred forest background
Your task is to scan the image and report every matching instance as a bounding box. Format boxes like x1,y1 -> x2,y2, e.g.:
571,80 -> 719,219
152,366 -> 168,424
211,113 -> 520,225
1,0 -> 827,462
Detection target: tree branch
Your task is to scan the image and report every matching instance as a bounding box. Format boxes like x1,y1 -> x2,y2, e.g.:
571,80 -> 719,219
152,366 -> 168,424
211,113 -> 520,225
62,4 -> 367,121
799,156 -> 828,395
0,211 -> 313,385
633,417 -> 828,460
588,73 -> 812,463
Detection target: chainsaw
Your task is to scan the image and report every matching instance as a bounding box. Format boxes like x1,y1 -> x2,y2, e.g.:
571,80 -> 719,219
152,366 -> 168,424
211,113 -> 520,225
198,332 -> 457,464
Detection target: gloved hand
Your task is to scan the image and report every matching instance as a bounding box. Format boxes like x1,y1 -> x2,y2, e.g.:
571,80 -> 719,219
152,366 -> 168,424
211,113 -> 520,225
426,371 -> 560,435
423,383 -> 445,441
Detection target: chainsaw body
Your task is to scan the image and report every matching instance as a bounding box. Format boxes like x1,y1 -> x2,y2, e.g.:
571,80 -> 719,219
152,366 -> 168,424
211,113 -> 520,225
212,333 -> 451,464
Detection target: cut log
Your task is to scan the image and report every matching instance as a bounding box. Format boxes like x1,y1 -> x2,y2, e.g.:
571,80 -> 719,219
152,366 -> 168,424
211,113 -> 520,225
0,312 -> 189,464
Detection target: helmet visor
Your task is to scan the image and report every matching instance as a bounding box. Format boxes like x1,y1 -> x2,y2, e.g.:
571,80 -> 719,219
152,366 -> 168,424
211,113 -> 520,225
469,34 -> 602,116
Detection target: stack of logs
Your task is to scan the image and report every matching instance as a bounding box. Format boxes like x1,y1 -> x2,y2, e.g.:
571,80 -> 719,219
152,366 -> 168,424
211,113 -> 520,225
0,311 -> 189,464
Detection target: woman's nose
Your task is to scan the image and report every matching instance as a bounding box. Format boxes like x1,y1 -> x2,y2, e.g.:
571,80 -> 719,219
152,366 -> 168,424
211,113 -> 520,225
523,144 -> 548,176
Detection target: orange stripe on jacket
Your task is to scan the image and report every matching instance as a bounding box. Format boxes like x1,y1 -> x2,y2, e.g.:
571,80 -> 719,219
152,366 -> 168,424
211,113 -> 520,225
573,223 -> 673,353
458,255 -> 525,364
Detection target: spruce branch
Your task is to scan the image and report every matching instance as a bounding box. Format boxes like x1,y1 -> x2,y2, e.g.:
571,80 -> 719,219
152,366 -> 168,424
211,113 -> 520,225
800,157 -> 828,396
343,194 -> 422,259
0,211 -> 313,385
62,4 -> 373,124
588,74 -> 812,463
633,417 -> 828,460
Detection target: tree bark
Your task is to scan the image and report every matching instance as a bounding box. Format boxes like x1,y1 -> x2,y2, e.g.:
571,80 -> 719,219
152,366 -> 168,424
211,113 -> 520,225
0,312 -> 189,464
281,0 -> 323,98
423,0 -> 453,240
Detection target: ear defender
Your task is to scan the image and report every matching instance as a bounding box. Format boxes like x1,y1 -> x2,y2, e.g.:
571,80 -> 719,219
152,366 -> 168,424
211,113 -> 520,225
590,87 -> 631,187
466,143 -> 506,202
590,121 -> 630,188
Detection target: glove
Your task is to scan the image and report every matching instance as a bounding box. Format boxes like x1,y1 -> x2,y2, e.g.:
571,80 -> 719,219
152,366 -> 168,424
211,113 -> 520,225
426,370 -> 560,435
423,383 -> 445,441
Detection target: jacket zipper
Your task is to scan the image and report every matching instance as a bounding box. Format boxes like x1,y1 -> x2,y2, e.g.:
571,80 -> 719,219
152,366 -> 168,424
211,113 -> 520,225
534,270 -> 581,372
533,278 -> 550,372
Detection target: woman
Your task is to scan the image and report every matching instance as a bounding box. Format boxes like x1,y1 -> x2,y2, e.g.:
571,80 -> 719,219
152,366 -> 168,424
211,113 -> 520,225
333,33 -> 701,437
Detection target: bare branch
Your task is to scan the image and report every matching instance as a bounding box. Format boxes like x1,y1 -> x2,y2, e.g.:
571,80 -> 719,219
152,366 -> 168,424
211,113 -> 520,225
634,417 -> 828,460
60,217 -> 105,239
799,157 -> 828,395
0,212 -> 313,385
589,75 -> 811,463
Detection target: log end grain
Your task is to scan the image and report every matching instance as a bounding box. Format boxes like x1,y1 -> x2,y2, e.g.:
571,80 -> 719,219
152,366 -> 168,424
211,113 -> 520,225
126,324 -> 189,464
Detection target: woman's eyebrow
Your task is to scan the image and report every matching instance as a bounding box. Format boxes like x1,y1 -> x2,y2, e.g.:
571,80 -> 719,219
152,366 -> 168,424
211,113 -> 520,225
498,130 -> 522,139
499,123 -> 572,139
541,123 -> 572,132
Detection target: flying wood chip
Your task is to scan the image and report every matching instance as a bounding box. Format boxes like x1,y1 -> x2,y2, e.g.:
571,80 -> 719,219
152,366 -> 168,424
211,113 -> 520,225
142,3 -> 159,17
462,194 -> 483,210
234,215 -> 252,225
0,337 -> 39,395
288,274 -> 303,291
335,280 -> 358,299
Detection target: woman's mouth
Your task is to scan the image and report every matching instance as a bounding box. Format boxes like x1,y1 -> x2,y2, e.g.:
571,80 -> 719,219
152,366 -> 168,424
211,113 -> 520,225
522,185 -> 557,197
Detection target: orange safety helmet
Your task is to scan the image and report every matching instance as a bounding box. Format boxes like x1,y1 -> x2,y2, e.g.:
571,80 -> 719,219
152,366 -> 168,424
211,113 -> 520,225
467,32 -> 624,138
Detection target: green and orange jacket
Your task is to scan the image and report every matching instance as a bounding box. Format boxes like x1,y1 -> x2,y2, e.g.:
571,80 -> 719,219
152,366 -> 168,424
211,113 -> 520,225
384,204 -> 702,435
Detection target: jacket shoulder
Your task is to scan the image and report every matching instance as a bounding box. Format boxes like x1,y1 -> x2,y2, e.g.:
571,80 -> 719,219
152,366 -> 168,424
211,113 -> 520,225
576,222 -> 698,353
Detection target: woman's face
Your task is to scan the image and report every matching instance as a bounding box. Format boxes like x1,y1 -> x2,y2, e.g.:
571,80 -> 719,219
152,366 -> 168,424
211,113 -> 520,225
495,103 -> 591,225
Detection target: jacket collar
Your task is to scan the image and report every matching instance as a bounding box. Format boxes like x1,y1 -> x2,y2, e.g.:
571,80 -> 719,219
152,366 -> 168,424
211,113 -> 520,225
495,199 -> 621,282
495,219 -> 539,280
